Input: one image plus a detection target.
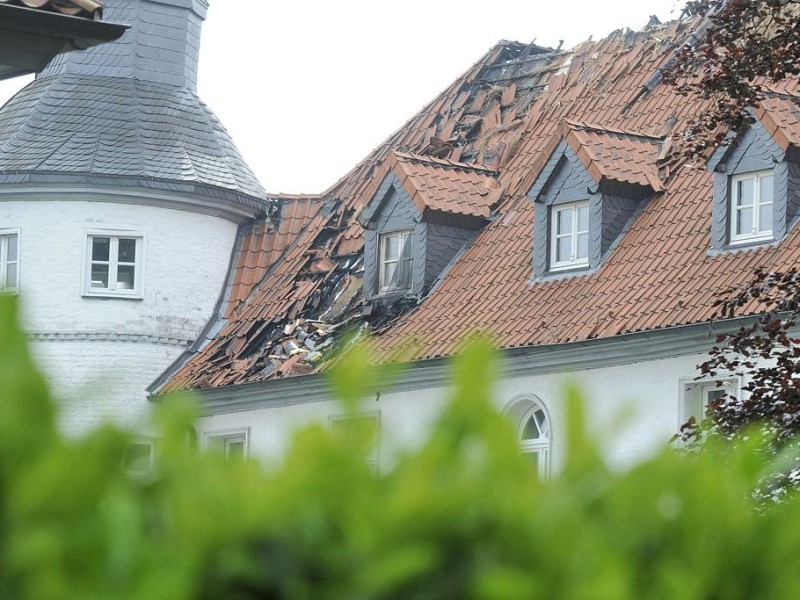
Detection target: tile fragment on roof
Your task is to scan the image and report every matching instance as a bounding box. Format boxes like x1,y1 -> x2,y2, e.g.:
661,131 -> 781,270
0,0 -> 102,18
162,19 -> 800,392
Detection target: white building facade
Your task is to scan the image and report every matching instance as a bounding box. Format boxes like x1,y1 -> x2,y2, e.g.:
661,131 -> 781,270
0,0 -> 267,432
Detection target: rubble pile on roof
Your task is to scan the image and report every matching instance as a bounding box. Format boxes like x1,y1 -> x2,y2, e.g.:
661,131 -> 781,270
159,17 -> 800,393
0,0 -> 103,18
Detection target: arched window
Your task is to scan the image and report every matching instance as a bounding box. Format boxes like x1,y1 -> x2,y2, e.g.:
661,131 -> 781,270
505,396 -> 551,479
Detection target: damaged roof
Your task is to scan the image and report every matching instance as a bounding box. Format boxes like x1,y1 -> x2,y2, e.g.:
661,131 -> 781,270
157,17 -> 800,393
360,151 -> 503,222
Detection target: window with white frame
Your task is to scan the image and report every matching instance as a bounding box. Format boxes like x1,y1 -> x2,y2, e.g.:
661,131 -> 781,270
518,404 -> 551,479
682,378 -> 739,426
550,201 -> 589,271
329,412 -> 380,474
378,230 -> 413,292
206,429 -> 249,461
84,233 -> 143,297
730,170 -> 773,244
0,230 -> 19,292
505,396 -> 551,479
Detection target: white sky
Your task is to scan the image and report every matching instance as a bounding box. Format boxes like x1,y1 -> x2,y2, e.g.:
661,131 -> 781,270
0,0 -> 684,194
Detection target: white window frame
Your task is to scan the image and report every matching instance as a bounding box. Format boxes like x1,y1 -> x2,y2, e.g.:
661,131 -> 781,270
82,230 -> 145,298
378,229 -> 413,293
204,427 -> 250,461
729,169 -> 773,245
550,200 -> 589,271
504,395 -> 552,480
0,228 -> 20,293
517,404 -> 551,480
329,412 -> 381,474
680,377 -> 740,427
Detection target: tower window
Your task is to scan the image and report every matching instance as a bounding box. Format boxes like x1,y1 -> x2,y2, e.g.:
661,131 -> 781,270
0,230 -> 19,292
83,233 -> 144,298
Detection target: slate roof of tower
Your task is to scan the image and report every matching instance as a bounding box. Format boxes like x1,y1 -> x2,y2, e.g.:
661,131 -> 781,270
157,17 -> 800,393
0,0 -> 267,209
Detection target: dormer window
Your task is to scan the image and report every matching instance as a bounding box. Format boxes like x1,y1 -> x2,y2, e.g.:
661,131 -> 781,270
708,101 -> 800,252
378,230 -> 413,292
551,201 -> 589,271
528,122 -> 664,279
359,152 -> 501,301
729,170 -> 774,245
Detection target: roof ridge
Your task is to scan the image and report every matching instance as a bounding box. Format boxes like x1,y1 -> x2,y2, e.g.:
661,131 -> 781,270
392,150 -> 498,175
563,119 -> 665,142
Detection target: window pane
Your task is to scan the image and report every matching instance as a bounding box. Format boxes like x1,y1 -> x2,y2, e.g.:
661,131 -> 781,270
760,174 -> 773,203
706,389 -> 727,404
522,416 -> 540,440
92,237 -> 110,261
758,201 -> 772,234
91,264 -> 109,288
384,235 -> 400,261
399,233 -> 413,259
117,264 -> 136,290
123,442 -> 153,473
524,450 -> 539,471
557,236 -> 571,262
226,440 -> 245,461
576,232 -> 588,260
736,178 -> 754,207
382,262 -> 397,288
577,204 -> 589,232
534,409 -> 548,433
556,207 -> 573,235
7,234 -> 17,261
736,207 -> 753,236
6,263 -> 16,288
118,238 -> 136,262
398,260 -> 412,289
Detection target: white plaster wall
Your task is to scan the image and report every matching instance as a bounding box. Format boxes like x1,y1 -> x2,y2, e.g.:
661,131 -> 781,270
1,192 -> 239,433
196,351 -> 711,473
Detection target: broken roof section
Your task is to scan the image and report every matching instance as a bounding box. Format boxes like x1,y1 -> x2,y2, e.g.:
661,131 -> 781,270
756,96 -> 800,159
156,38 -> 570,392
158,17 -> 800,394
358,151 -> 503,225
561,121 -> 665,192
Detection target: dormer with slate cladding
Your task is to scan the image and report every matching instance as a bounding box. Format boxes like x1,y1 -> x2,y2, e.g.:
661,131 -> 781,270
358,152 -> 502,302
708,98 -> 800,251
527,121 -> 664,277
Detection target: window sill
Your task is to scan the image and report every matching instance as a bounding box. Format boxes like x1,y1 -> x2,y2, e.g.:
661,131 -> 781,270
82,290 -> 143,300
728,235 -> 774,247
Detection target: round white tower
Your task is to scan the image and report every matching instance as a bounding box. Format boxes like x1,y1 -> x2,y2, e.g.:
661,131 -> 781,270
0,0 -> 267,432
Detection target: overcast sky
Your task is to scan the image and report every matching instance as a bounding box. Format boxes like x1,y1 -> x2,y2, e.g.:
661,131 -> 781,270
0,0 -> 684,194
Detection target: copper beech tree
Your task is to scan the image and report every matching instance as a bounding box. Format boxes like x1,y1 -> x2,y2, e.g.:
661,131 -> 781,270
666,1 -> 800,500
683,270 -> 800,502
664,0 -> 800,156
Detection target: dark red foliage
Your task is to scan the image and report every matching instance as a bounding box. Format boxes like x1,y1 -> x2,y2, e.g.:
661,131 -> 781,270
664,0 -> 800,156
693,269 -> 800,451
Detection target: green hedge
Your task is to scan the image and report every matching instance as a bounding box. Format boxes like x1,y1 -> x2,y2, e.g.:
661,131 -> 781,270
1,295 -> 799,599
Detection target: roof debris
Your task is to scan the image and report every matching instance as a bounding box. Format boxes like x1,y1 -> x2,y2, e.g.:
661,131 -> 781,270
156,18 -> 800,394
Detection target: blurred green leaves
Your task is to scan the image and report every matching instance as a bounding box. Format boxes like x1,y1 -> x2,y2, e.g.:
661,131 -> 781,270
3,293 -> 800,598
